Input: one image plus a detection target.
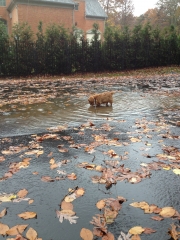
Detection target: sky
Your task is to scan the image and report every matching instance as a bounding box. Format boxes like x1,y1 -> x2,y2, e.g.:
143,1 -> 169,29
133,0 -> 158,16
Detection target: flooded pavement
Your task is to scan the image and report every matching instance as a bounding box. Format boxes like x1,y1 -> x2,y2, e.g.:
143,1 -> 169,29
0,75 -> 180,240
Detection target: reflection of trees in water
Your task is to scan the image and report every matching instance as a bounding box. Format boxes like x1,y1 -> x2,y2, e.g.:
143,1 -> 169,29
88,105 -> 113,115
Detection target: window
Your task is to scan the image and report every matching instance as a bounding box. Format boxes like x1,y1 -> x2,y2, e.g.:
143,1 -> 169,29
86,30 -> 101,42
74,3 -> 79,10
0,0 -> 6,6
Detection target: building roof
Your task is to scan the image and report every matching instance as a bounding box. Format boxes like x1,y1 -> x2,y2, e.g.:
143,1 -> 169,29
7,0 -> 107,19
85,0 -> 107,19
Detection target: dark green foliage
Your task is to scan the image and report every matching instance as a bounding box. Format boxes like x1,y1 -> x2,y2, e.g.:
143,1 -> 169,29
0,22 -> 180,77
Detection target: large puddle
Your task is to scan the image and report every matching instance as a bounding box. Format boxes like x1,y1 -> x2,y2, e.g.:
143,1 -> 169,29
0,80 -> 180,137
0,77 -> 180,240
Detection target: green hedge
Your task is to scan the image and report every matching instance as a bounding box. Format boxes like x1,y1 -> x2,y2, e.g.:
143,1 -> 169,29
0,22 -> 180,76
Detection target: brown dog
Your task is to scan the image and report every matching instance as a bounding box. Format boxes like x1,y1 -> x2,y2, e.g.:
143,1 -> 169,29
88,91 -> 114,106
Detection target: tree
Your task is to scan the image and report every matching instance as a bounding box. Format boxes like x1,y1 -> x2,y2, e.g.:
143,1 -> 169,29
156,0 -> 180,26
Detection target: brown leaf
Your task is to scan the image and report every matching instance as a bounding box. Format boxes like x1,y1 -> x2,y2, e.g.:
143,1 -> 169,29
28,199 -> 34,204
168,223 -> 180,240
151,216 -> 164,221
17,189 -> 28,198
61,201 -> 73,210
75,188 -> 85,197
67,173 -> 77,180
143,228 -> 156,234
6,225 -> 28,235
26,227 -> 37,240
41,176 -> 55,182
49,158 -> 55,165
18,212 -> 37,219
92,228 -> 103,237
0,208 -> 7,218
0,222 -> 9,235
102,232 -> 115,240
131,235 -> 141,240
80,228 -> 93,240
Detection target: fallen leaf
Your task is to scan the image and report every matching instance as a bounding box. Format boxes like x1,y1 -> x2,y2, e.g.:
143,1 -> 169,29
96,200 -> 106,210
61,201 -> 73,210
102,232 -> 114,240
80,228 -> 93,240
173,169 -> 180,175
75,188 -> 85,197
159,207 -> 176,218
59,209 -> 75,216
129,226 -> 144,235
0,208 -> 7,218
26,227 -> 37,240
0,194 -> 16,202
168,223 -> 180,240
28,199 -> 34,204
0,222 -> 9,235
6,225 -> 28,235
17,189 -> 28,198
67,173 -> 77,180
18,212 -> 37,219
143,228 -> 156,234
131,235 -> 141,240
151,216 -> 164,221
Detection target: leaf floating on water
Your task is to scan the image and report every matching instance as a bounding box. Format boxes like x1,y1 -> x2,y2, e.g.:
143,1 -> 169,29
26,227 -> 38,240
173,169 -> 180,175
0,222 -> 9,235
56,210 -> 78,224
102,231 -> 115,240
61,201 -> 73,210
6,225 -> 28,236
159,207 -> 176,218
80,228 -> 93,240
18,212 -> 37,220
168,223 -> 180,240
0,193 -> 16,202
96,200 -> 106,210
129,226 -> 144,235
151,216 -> 164,221
17,189 -> 28,198
0,208 -> 7,218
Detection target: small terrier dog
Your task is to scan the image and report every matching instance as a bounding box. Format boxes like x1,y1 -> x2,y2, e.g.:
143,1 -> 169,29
88,91 -> 114,106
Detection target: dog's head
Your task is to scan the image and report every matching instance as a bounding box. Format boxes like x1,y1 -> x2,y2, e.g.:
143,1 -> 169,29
88,96 -> 95,106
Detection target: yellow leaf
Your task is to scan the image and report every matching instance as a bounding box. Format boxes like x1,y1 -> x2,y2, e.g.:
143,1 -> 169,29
18,212 -> 37,219
0,194 -> 16,202
80,228 -> 93,240
173,169 -> 180,175
163,166 -> 171,170
129,226 -> 144,235
6,225 -> 28,235
159,207 -> 176,218
26,227 -> 37,240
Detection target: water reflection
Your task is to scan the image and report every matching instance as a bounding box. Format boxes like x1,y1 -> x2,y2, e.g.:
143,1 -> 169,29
0,86 -> 179,137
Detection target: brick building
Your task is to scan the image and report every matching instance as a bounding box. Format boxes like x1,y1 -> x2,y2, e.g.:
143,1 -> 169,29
0,0 -> 107,39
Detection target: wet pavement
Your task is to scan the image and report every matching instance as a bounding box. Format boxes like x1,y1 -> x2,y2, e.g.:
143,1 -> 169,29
0,75 -> 180,240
